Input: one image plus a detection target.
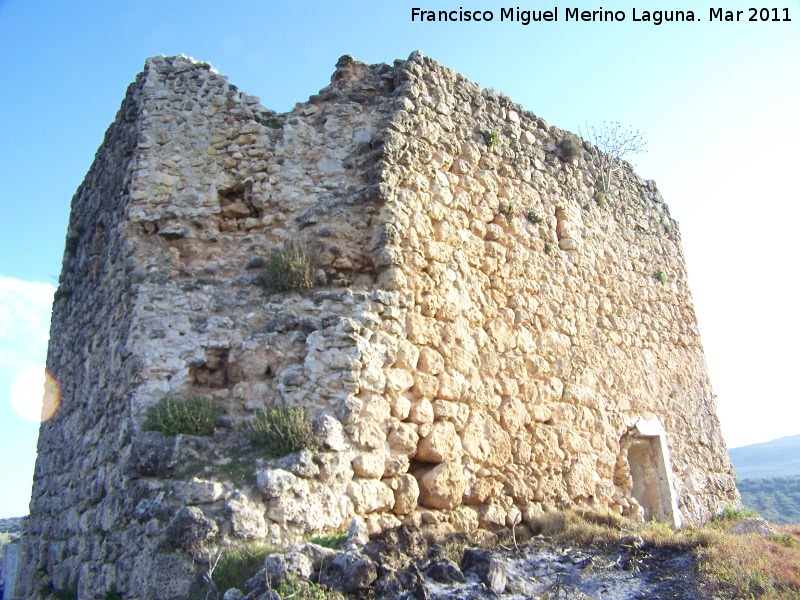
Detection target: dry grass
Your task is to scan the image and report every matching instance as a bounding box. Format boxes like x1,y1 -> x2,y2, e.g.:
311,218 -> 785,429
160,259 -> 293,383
697,525 -> 800,599
527,509 -> 624,545
201,510 -> 797,599
429,530 -> 499,564
525,508 -> 726,550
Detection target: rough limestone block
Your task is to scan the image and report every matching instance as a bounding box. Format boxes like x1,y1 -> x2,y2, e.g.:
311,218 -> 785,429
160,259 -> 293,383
417,462 -> 466,510
387,474 -> 420,515
347,479 -> 395,514
416,420 -> 461,463
352,451 -> 386,479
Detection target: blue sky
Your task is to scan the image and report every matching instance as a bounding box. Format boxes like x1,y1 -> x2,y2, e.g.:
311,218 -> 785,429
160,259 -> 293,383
0,0 -> 798,518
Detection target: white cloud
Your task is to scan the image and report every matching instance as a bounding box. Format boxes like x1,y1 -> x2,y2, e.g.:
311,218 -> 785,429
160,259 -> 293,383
0,277 -> 55,371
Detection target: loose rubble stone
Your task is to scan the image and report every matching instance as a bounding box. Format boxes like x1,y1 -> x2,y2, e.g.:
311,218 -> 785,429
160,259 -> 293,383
425,558 -> 467,584
363,524 -> 428,570
264,550 -> 313,586
347,516 -> 370,546
319,549 -> 378,593
461,547 -> 508,594
729,517 -> 777,536
164,507 -> 219,559
276,449 -> 320,478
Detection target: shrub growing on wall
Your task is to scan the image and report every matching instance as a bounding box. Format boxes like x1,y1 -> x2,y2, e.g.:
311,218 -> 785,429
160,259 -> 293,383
557,134 -> 582,161
262,241 -> 315,293
246,405 -> 314,458
142,395 -> 222,436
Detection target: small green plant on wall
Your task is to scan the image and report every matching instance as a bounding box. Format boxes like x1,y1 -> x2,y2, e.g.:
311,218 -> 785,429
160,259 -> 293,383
142,395 -> 222,436
262,241 -> 316,293
654,270 -> 666,284
256,116 -> 284,129
526,208 -> 543,225
483,129 -> 500,147
594,190 -> 606,207
246,405 -> 315,458
499,202 -> 515,223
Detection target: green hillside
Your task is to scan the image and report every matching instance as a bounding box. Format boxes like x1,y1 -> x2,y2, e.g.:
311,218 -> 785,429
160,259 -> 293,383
737,475 -> 800,525
0,517 -> 24,535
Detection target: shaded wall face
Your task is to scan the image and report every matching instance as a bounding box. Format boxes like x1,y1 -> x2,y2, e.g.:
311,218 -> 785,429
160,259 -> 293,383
17,76 -> 146,598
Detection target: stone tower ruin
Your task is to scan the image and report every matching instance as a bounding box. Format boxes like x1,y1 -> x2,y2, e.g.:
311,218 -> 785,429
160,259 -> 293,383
12,52 -> 738,599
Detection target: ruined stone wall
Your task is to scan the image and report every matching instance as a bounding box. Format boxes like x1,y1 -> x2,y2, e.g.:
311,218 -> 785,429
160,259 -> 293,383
15,53 -> 737,600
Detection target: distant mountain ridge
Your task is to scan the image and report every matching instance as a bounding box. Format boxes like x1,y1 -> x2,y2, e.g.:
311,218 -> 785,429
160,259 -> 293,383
729,434 -> 800,480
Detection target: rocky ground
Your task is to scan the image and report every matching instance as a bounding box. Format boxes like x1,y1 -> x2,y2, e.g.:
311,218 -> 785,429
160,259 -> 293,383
217,523 -> 716,600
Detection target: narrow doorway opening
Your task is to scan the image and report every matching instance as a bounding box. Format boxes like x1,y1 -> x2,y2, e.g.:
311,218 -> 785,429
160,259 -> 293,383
618,419 -> 681,528
628,438 -> 663,521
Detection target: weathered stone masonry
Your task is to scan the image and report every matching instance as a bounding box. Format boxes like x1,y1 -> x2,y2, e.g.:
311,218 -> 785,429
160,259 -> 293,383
13,52 -> 737,599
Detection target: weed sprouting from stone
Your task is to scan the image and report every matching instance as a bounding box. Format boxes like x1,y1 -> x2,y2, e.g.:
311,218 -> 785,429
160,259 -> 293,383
307,532 -> 347,550
483,129 -> 500,147
526,208 -> 543,225
142,395 -> 222,436
594,190 -> 606,207
557,134 -> 582,161
262,241 -> 316,293
499,203 -> 515,223
257,116 -> 284,129
246,405 -> 315,458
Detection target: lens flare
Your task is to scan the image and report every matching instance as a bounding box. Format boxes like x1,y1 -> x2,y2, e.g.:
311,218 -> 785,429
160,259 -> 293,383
9,367 -> 61,422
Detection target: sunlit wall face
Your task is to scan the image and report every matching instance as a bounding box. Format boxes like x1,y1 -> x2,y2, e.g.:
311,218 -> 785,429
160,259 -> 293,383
10,367 -> 60,422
